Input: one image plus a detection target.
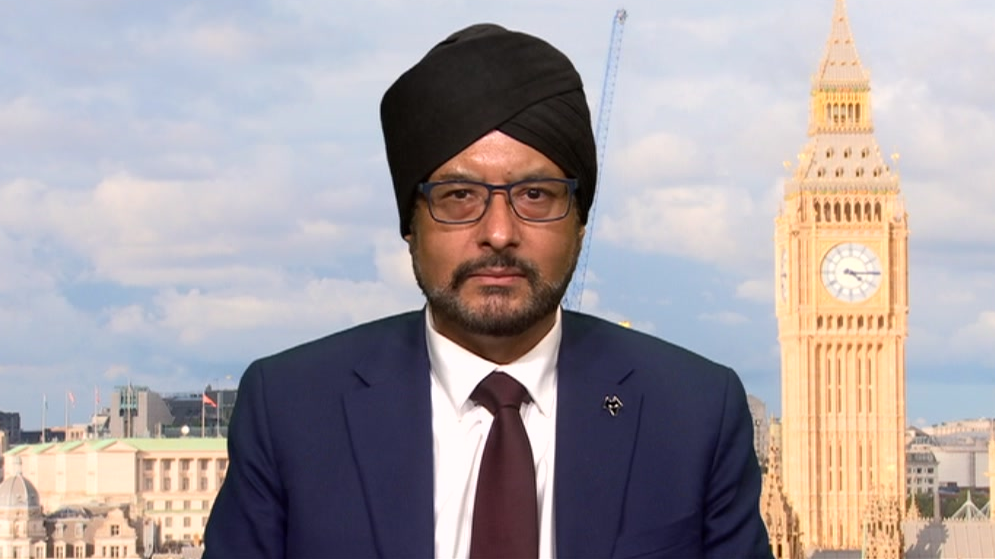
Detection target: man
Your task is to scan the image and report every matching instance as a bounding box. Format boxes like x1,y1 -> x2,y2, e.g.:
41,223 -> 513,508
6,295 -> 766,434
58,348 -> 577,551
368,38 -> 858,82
204,23 -> 772,559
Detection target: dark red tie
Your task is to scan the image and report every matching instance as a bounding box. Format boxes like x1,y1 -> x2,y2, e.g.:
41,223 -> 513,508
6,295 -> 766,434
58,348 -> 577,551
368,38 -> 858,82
469,372 -> 539,559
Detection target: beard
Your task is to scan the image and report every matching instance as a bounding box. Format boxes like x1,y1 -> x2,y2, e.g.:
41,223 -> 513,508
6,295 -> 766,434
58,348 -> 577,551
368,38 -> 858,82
412,249 -> 578,337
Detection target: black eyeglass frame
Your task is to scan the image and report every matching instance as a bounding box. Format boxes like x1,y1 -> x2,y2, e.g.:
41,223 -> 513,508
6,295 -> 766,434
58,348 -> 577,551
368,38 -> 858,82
417,177 -> 579,224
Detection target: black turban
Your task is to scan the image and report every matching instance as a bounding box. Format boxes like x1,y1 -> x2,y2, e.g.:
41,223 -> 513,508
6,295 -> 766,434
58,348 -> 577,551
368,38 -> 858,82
380,23 -> 597,237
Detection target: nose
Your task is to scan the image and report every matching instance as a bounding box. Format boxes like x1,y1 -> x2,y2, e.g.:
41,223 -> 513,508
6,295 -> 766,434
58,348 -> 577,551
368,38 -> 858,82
476,191 -> 521,250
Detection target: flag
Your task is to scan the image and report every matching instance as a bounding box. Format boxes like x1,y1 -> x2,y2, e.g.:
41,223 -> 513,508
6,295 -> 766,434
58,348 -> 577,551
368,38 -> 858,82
203,393 -> 218,408
68,391 -> 76,406
95,385 -> 100,406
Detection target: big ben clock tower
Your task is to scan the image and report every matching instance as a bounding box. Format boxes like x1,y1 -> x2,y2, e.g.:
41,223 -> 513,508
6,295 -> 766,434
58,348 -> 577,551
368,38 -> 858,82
774,0 -> 908,552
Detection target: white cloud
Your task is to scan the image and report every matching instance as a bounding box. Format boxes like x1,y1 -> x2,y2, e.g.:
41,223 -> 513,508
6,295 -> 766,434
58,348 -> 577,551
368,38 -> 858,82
736,279 -> 772,303
614,132 -> 704,184
950,311 -> 995,365
599,185 -> 764,270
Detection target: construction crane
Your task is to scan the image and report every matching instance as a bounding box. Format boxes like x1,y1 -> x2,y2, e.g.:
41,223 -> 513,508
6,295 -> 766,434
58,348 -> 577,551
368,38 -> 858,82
564,8 -> 627,311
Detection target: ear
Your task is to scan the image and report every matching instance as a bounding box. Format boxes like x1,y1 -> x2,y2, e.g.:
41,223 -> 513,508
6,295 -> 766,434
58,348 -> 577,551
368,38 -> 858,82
577,224 -> 586,242
404,232 -> 415,254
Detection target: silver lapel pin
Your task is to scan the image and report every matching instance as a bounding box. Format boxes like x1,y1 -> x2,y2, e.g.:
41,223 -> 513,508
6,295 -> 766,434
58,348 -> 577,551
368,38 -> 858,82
603,394 -> 623,417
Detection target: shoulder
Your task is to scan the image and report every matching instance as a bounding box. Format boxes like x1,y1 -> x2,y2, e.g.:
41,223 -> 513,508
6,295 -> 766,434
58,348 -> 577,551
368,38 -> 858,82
240,311 -> 425,390
562,311 -> 735,385
260,311 -> 421,365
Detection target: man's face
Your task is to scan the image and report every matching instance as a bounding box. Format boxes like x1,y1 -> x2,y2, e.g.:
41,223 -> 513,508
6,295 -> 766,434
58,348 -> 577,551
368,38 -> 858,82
406,130 -> 585,338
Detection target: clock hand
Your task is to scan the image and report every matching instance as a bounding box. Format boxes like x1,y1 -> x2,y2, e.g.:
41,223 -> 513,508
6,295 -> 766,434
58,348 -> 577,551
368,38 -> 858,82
843,268 -> 881,279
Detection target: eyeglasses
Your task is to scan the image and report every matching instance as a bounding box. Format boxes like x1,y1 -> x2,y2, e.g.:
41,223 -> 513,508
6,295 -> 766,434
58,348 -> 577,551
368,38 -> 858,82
417,178 -> 578,224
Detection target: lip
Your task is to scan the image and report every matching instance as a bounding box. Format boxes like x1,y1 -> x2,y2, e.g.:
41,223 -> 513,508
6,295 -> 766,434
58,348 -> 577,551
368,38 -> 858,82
467,267 -> 526,285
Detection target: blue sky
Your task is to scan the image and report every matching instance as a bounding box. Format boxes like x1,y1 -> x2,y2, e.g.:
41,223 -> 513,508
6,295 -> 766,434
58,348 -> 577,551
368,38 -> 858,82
1,0 -> 993,429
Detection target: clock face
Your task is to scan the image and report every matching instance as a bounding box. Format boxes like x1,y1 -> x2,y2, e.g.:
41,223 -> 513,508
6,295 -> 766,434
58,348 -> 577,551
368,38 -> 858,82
779,247 -> 788,302
821,242 -> 883,302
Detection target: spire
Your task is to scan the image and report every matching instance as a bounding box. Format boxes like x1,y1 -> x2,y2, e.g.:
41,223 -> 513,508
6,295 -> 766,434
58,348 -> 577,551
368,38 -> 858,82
815,0 -> 870,89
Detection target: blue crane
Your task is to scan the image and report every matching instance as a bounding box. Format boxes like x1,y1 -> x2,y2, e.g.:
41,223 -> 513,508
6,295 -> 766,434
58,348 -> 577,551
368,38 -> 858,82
564,8 -> 628,311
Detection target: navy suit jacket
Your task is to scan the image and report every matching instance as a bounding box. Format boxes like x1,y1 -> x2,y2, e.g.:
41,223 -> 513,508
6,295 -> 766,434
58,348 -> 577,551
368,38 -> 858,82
204,310 -> 772,558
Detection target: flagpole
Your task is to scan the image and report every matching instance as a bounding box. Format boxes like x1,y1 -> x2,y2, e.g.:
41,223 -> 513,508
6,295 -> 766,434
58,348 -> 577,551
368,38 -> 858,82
216,391 -> 222,437
41,394 -> 47,443
201,391 -> 206,438
65,391 -> 69,431
93,386 -> 98,439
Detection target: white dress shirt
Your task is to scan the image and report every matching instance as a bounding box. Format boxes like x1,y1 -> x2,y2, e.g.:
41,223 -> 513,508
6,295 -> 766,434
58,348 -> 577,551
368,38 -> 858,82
427,307 -> 560,559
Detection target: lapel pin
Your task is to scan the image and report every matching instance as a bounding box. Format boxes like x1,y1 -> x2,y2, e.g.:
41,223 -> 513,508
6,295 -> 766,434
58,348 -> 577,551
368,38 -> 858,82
603,394 -> 623,417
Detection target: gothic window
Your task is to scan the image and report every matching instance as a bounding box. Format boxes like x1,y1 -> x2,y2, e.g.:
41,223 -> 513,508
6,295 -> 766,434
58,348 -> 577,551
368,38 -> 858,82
874,202 -> 882,221
835,167 -> 844,177
855,167 -> 864,177
826,147 -> 835,158
845,203 -> 852,222
843,147 -> 852,158
872,167 -> 882,177
817,167 -> 826,178
814,202 -> 822,222
834,203 -> 842,222
861,147 -> 870,158
111,525 -> 120,536
855,103 -> 862,123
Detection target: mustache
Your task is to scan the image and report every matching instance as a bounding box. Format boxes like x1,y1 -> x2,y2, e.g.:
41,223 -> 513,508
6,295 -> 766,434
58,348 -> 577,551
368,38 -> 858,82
448,253 -> 541,290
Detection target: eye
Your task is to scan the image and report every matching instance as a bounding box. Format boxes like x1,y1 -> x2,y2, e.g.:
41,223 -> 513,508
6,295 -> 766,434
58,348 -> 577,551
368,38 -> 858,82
444,188 -> 473,200
524,188 -> 549,200
434,183 -> 483,202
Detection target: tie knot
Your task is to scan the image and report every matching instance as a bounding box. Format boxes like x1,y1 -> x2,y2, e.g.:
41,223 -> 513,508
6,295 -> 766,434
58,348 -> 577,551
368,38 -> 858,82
471,372 -> 529,415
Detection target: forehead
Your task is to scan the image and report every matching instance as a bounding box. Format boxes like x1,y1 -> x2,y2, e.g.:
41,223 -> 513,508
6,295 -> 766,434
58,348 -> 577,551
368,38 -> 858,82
429,131 -> 566,181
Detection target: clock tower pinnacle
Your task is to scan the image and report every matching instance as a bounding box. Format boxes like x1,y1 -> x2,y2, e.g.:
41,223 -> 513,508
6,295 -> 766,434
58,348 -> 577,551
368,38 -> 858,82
773,0 -> 909,552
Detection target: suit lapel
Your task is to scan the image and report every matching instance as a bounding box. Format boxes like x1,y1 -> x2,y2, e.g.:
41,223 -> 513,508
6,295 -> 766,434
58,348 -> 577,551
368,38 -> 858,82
344,313 -> 435,559
555,313 -> 642,559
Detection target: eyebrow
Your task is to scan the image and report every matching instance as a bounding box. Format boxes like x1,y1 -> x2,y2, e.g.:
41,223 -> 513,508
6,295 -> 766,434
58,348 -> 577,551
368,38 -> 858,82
429,170 -> 567,182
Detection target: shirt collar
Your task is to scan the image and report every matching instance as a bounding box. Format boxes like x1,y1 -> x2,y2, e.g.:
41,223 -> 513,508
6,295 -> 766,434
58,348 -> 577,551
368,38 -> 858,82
425,306 -> 561,417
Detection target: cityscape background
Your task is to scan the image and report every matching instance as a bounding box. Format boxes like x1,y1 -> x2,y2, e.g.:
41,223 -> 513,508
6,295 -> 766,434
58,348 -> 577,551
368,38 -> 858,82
1,0 -> 994,430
